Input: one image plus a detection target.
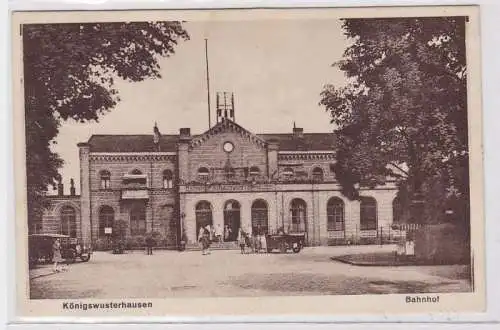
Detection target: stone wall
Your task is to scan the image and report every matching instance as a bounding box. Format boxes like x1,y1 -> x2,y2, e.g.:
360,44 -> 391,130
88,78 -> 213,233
188,131 -> 268,182
40,196 -> 81,236
180,183 -> 398,246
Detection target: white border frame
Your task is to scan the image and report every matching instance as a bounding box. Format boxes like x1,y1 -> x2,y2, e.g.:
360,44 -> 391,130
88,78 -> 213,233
3,0 -> 500,327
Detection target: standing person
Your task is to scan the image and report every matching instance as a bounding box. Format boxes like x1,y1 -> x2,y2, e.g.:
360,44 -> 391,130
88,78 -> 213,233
224,225 -> 232,242
208,224 -> 214,242
52,238 -> 64,273
260,227 -> 267,253
201,225 -> 211,255
238,228 -> 246,254
256,225 -> 262,253
198,227 -> 205,253
204,225 -> 212,254
145,234 -> 153,255
215,224 -> 223,243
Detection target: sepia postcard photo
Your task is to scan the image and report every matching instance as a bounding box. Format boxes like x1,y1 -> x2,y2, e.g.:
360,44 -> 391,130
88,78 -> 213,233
11,5 -> 485,319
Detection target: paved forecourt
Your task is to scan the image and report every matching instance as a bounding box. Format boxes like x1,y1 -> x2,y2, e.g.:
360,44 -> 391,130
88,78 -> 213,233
29,245 -> 471,299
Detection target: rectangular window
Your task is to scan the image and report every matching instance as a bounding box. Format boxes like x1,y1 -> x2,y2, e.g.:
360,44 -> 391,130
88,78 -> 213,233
101,179 -> 110,189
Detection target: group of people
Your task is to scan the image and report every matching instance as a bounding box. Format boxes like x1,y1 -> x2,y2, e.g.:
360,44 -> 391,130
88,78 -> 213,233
237,226 -> 267,254
199,224 -> 235,244
197,224 -> 268,255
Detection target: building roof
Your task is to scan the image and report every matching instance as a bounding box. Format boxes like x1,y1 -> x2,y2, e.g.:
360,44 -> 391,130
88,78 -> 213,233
88,135 -> 181,153
258,133 -> 336,151
87,132 -> 336,153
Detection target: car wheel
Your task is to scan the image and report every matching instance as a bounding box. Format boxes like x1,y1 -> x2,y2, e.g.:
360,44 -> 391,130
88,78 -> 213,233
80,254 -> 91,262
267,247 -> 273,253
292,246 -> 301,253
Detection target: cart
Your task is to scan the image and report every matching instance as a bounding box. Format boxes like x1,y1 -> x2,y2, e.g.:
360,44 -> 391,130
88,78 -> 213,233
28,233 -> 92,266
266,233 -> 306,253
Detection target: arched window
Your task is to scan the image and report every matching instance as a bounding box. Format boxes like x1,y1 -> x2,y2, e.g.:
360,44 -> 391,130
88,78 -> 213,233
131,169 -> 142,175
393,197 -> 402,223
327,197 -> 344,231
100,170 -> 111,189
197,167 -> 209,182
360,197 -> 377,230
312,167 -> 324,182
195,201 -> 213,234
251,199 -> 268,234
290,198 -> 307,233
99,206 -> 114,237
163,170 -> 173,189
130,204 -> 146,235
60,206 -> 77,238
282,167 -> 294,179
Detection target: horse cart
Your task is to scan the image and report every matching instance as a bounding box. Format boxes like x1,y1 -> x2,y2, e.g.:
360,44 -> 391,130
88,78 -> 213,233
266,233 -> 306,253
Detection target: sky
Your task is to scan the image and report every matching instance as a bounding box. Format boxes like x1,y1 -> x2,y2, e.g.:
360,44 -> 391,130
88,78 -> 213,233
49,18 -> 350,195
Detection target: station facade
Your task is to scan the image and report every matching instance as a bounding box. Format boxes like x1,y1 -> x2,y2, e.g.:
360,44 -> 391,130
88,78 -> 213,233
39,112 -> 398,248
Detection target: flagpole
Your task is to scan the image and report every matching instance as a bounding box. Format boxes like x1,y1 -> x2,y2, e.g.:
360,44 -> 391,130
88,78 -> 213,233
205,38 -> 212,129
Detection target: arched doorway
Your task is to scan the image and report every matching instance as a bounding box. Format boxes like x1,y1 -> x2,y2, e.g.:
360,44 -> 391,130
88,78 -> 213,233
195,201 -> 213,236
223,200 -> 240,241
251,199 -> 268,234
290,198 -> 307,233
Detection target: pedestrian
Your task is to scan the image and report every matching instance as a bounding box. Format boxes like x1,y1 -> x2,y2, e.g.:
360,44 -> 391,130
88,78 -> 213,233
224,224 -> 232,242
207,224 -> 215,243
215,224 -> 223,243
257,225 -> 267,253
198,227 -> 205,251
202,225 -> 211,255
238,228 -> 246,254
145,234 -> 154,255
52,238 -> 64,273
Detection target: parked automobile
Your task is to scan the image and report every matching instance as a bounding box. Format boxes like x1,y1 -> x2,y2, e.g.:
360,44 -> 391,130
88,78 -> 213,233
266,232 -> 306,253
28,233 -> 92,266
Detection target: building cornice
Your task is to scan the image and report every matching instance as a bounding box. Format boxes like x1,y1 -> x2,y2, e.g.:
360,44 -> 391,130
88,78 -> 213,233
278,152 -> 336,161
278,151 -> 334,154
90,153 -> 177,162
90,152 -> 177,156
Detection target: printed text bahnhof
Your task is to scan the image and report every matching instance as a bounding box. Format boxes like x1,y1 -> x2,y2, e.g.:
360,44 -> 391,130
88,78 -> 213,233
405,295 -> 440,303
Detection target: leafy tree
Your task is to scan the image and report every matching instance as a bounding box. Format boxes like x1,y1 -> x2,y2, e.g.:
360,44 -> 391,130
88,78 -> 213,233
24,22 -> 189,229
320,17 -> 469,224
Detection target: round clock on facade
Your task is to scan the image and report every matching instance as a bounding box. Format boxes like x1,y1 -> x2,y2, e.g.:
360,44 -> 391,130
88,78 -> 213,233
223,141 -> 234,153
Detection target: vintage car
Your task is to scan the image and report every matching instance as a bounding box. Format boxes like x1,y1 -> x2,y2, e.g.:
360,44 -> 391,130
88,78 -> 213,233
266,232 -> 306,253
28,233 -> 92,266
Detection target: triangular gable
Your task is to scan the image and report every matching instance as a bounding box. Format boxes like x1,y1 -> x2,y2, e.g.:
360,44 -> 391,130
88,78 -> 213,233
189,118 -> 268,150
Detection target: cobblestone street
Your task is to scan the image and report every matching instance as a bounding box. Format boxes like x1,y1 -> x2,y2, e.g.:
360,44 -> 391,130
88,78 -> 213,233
29,245 -> 472,299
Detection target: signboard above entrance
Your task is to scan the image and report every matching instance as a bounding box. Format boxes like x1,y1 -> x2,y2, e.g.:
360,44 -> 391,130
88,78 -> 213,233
121,189 -> 149,200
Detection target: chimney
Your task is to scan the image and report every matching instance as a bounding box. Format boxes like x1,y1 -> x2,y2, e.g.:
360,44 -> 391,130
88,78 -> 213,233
70,178 -> 76,196
153,122 -> 161,151
293,123 -> 304,138
57,180 -> 64,196
179,128 -> 191,141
